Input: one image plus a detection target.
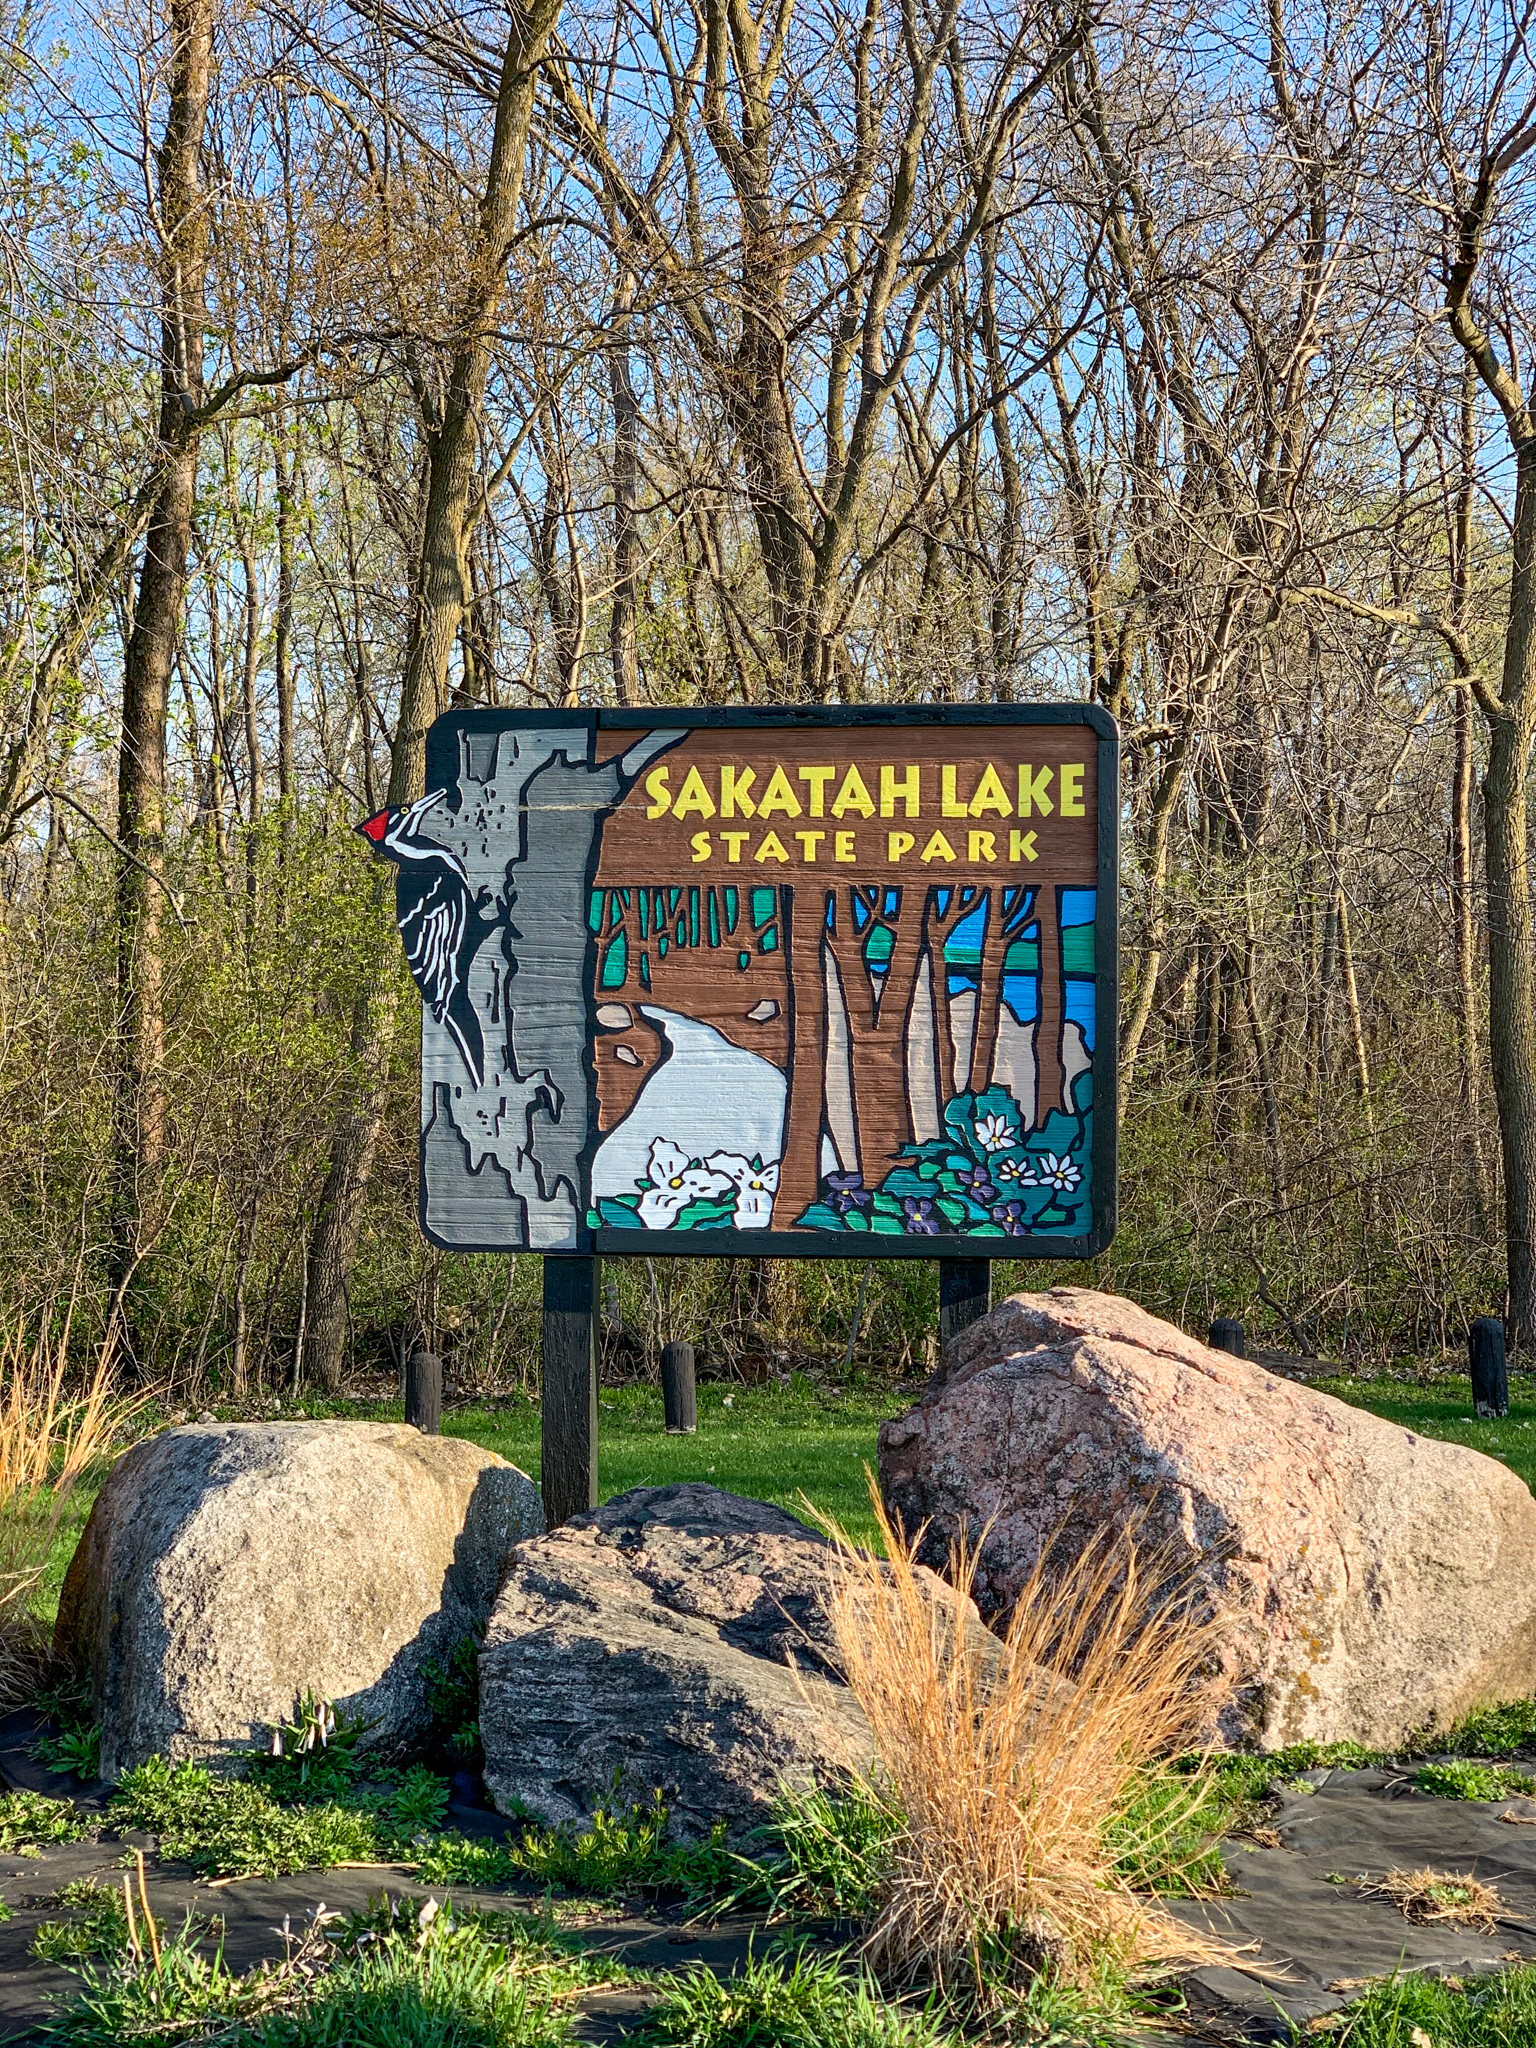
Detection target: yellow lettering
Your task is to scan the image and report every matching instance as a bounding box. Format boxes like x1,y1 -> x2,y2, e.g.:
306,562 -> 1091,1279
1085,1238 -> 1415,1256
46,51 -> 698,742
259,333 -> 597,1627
797,766 -> 836,816
721,765 -> 757,818
969,763 -> 1012,817
795,830 -> 826,862
1060,763 -> 1085,816
941,765 -> 970,817
1017,765 -> 1054,816
690,831 -> 713,863
673,765 -> 716,820
968,830 -> 997,863
1010,829 -> 1038,862
721,831 -> 749,864
830,765 -> 875,818
887,830 -> 915,862
754,830 -> 790,862
920,830 -> 957,864
834,830 -> 856,862
757,766 -> 803,818
644,766 -> 672,819
881,764 -> 921,818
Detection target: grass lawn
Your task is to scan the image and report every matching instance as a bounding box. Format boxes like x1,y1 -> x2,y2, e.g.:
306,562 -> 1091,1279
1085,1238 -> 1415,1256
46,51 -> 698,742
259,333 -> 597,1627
1315,1375 -> 1536,1493
444,1376 -> 895,1547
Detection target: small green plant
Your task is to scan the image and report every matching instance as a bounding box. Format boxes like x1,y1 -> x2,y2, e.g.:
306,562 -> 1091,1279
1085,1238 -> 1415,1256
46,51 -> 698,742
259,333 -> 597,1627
249,1692 -> 370,1800
639,1944 -> 960,2048
33,1724 -> 101,1782
512,1798 -> 740,1900
0,1789 -> 88,1854
1431,1695 -> 1536,1759
1415,1757 -> 1536,1800
412,1831 -> 520,1888
31,1882 -> 129,1964
110,1757 -> 383,1881
383,1765 -> 451,1841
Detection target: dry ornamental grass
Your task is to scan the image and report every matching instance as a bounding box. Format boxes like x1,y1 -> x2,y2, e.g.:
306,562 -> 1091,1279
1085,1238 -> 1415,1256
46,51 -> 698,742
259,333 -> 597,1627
1359,1868 -> 1505,1932
811,1480 -> 1236,2006
0,1320 -> 135,1701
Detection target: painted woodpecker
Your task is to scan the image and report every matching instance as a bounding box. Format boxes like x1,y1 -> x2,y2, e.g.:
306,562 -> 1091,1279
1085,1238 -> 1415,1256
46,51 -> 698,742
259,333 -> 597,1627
357,789 -> 497,1088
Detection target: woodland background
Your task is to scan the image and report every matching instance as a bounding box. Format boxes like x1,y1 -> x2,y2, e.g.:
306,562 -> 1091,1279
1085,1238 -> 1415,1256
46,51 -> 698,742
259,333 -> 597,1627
2,0 -> 1532,1394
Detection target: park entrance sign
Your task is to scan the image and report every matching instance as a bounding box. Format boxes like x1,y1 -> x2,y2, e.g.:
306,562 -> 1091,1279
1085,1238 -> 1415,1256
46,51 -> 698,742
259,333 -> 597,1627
363,705 -> 1118,1262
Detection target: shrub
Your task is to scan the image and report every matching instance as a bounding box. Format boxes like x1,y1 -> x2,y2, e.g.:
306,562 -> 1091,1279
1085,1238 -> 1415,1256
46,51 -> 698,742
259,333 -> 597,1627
814,1483 -> 1230,2001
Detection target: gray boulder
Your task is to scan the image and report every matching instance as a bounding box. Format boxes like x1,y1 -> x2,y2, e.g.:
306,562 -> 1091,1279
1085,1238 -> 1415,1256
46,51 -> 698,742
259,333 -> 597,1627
56,1421 -> 543,1779
480,1484 -> 884,1840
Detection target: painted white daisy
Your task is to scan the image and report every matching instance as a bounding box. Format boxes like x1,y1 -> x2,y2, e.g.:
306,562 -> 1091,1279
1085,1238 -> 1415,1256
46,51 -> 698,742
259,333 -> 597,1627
636,1137 -> 734,1229
993,1155 -> 1039,1187
975,1112 -> 1017,1153
1038,1152 -> 1082,1193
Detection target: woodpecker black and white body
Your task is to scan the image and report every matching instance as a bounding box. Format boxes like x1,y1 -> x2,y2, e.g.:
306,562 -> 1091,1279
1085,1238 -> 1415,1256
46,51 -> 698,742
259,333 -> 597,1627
357,789 -> 498,1087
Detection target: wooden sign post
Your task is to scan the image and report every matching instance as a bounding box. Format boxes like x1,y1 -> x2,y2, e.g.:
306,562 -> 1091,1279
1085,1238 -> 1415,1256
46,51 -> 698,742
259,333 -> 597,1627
361,705 -> 1118,1521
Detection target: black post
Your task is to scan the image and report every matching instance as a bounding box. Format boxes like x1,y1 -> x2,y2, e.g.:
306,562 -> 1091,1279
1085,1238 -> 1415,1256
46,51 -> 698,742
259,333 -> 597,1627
939,1259 -> 991,1351
542,1256 -> 600,1526
1208,1318 -> 1246,1359
1470,1316 -> 1510,1420
661,1341 -> 697,1433
405,1348 -> 443,1433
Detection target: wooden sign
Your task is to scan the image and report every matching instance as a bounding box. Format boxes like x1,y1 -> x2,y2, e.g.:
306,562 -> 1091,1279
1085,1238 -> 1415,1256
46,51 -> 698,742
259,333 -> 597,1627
360,706 -> 1118,1257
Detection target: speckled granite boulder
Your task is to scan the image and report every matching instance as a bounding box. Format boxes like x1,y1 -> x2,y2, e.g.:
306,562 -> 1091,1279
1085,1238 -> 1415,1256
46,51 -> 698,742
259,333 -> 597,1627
878,1287 -> 1536,1751
56,1422 -> 542,1779
480,1483 -> 973,1840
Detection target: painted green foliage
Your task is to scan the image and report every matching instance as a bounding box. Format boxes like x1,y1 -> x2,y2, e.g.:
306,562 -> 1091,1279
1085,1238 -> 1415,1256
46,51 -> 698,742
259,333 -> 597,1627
794,1076 -> 1093,1237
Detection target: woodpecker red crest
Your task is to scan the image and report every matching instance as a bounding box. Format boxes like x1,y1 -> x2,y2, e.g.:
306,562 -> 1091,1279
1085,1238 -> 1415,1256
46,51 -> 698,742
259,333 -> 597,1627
356,789 -> 498,1087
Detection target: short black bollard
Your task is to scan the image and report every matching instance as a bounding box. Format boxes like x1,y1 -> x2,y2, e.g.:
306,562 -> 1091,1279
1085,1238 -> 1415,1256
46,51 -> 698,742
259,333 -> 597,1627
1208,1318 -> 1246,1359
662,1341 -> 697,1434
405,1348 -> 443,1434
1470,1316 -> 1510,1419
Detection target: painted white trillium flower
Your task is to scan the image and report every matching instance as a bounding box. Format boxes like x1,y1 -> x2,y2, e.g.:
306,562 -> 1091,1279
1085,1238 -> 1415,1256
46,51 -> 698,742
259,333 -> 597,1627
636,1137 -> 734,1229
974,1112 -> 1018,1154
704,1152 -> 781,1228
1038,1152 -> 1082,1193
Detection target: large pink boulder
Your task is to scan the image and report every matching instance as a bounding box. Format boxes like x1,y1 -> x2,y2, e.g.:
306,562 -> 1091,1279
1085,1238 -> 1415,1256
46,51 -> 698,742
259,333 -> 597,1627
877,1287 -> 1536,1750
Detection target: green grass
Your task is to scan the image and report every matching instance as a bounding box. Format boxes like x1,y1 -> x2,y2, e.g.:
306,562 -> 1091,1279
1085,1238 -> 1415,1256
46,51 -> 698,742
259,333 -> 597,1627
443,1380 -> 892,1546
638,1945 -> 959,2048
1299,1963 -> 1536,2047
42,1893 -> 602,2048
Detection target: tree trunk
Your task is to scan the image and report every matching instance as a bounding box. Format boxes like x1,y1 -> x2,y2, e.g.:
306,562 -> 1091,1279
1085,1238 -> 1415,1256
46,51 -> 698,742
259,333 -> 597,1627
108,0 -> 214,1365
1485,700 -> 1536,1346
302,0 -> 564,1390
275,430 -> 296,821
608,266 -> 641,707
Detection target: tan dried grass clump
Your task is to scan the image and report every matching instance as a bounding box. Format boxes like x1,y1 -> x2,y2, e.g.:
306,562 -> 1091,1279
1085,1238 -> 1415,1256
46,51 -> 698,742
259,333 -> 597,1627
1360,1868 -> 1503,1931
815,1480 -> 1232,2001
0,1322 -> 137,1700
